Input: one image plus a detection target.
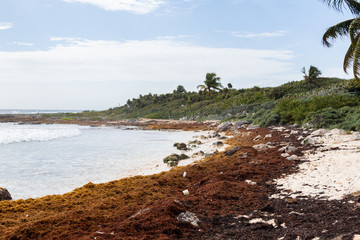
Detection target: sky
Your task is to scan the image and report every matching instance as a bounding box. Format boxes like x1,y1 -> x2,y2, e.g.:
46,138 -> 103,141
0,0 -> 355,110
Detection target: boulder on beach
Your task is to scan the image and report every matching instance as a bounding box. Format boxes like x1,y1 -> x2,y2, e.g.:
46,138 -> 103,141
173,143 -> 188,150
217,122 -> 233,131
0,187 -> 12,201
163,154 -> 189,167
224,146 -> 240,156
213,141 -> 223,147
231,120 -> 249,130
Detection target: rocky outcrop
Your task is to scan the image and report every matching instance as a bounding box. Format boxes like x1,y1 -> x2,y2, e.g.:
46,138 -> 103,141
0,188 -> 12,201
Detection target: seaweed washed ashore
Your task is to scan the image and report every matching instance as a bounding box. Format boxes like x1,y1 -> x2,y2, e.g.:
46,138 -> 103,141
0,120 -> 360,239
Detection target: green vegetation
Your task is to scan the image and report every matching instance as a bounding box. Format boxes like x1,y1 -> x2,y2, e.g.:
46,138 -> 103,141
47,74 -> 360,131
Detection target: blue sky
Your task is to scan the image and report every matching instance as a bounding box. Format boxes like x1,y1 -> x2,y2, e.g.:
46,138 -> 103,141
0,0 -> 355,110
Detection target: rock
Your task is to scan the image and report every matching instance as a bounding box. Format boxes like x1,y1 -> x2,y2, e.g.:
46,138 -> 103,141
330,128 -> 347,136
278,145 -> 297,153
192,151 -> 205,157
217,122 -> 233,131
189,140 -> 202,145
302,136 -> 324,145
231,120 -> 249,130
350,132 -> 360,141
253,135 -> 262,141
182,189 -> 190,196
224,146 -> 240,156
218,136 -> 228,140
247,125 -> 259,130
183,172 -> 187,178
176,211 -> 200,227
253,144 -> 275,151
213,141 -> 223,146
311,129 -> 330,136
163,154 -> 189,167
174,143 -> 188,150
264,134 -> 272,140
0,188 -> 12,201
287,155 -> 299,161
281,153 -> 290,158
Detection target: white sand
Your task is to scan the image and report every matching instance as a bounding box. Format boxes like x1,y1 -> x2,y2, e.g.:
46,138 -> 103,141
272,129 -> 360,200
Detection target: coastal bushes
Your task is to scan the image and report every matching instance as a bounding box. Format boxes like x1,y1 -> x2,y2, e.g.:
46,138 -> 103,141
44,77 -> 360,131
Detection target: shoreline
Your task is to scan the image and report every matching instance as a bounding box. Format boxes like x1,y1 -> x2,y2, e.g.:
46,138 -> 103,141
0,122 -> 225,200
0,120 -> 360,239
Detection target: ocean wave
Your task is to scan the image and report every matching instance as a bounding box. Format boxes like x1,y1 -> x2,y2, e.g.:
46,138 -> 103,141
0,123 -> 82,145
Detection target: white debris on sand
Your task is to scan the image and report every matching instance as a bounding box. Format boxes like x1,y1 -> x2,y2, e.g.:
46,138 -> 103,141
273,129 -> 360,200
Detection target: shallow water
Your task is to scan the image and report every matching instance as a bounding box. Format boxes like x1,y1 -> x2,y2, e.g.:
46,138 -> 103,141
0,123 -> 197,199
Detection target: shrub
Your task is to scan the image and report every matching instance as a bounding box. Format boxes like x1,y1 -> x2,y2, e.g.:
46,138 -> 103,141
303,108 -> 343,129
143,113 -> 163,119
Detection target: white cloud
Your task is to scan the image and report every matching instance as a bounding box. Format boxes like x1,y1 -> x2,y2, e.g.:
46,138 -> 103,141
232,30 -> 287,39
0,38 -> 297,109
63,0 -> 164,14
0,22 -> 13,30
0,37 -> 295,84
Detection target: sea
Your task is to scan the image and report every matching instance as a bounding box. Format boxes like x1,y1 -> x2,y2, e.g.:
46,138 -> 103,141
0,109 -> 83,115
0,110 -> 199,200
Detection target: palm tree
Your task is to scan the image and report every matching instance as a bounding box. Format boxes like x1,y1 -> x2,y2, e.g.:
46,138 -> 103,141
321,0 -> 360,85
302,65 -> 322,87
197,73 -> 223,100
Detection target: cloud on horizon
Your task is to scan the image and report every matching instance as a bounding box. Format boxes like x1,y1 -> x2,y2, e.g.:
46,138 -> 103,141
0,22 -> 13,30
232,30 -> 287,39
63,0 -> 164,14
0,37 -> 296,87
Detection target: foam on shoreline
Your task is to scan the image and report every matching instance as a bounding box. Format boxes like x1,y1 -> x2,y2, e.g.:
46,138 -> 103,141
123,130 -> 230,177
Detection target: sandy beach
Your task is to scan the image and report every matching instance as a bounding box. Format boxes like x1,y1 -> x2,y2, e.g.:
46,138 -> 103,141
0,120 -> 360,239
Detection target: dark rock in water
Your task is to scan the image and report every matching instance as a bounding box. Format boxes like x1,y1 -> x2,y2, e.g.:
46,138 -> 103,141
192,151 -> 205,157
0,188 -> 12,201
224,146 -> 240,156
175,143 -> 188,151
189,140 -> 202,145
213,141 -> 223,146
163,154 -> 189,167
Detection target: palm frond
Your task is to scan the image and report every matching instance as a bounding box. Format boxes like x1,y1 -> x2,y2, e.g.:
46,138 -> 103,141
197,84 -> 206,90
322,19 -> 354,47
322,0 -> 360,15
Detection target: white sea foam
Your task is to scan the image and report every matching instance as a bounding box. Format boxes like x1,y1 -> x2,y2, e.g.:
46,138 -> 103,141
0,123 -> 82,145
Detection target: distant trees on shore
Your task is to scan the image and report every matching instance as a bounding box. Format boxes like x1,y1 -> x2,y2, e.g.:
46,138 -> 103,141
197,73 -> 223,99
302,65 -> 322,87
